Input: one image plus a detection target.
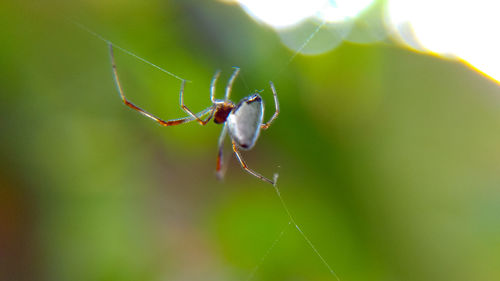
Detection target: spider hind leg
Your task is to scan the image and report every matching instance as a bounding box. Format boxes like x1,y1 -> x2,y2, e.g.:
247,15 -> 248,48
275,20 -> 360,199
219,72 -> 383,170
232,141 -> 276,186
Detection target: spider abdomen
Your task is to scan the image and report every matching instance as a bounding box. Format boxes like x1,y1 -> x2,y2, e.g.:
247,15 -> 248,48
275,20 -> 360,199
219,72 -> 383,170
227,94 -> 264,150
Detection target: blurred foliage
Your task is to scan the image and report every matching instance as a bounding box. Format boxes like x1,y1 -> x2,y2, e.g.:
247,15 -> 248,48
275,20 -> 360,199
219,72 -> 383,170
1,1 -> 500,281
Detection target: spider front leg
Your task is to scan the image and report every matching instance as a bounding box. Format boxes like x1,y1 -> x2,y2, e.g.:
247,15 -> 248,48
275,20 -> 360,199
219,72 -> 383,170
210,70 -> 221,102
224,67 -> 240,101
232,141 -> 276,186
261,81 -> 280,130
109,43 -> 213,126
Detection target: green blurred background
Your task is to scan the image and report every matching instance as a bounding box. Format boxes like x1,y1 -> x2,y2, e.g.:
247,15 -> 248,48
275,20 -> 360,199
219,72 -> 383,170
1,1 -> 500,281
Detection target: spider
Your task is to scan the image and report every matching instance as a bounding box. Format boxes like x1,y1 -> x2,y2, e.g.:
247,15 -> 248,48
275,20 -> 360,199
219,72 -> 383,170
109,43 -> 280,185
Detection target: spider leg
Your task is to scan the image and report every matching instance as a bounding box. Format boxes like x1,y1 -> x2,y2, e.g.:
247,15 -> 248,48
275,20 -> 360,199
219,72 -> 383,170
232,141 -> 275,185
216,123 -> 228,180
109,43 -> 213,126
261,81 -> 280,130
224,67 -> 240,101
179,80 -> 215,125
210,70 -> 221,102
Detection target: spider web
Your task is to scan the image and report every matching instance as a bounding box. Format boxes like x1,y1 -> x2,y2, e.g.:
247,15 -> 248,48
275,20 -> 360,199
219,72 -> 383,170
243,18 -> 341,281
73,17 -> 340,281
242,182 -> 341,281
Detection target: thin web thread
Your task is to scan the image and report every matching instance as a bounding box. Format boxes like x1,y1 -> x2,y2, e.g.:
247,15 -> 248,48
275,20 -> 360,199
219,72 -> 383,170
269,0 -> 336,83
245,183 -> 341,281
244,221 -> 291,281
71,20 -> 189,82
238,69 -> 252,93
272,183 -> 341,281
271,19 -> 328,82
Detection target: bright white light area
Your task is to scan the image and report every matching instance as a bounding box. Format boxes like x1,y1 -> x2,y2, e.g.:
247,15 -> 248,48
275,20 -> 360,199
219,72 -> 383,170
318,0 -> 375,22
236,0 -> 325,28
236,0 -> 375,28
386,0 -> 500,82
235,0 -> 377,55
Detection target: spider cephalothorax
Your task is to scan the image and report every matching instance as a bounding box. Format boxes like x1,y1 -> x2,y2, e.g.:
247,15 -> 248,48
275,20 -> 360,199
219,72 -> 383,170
213,102 -> 234,124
